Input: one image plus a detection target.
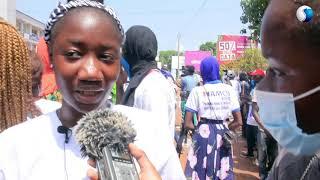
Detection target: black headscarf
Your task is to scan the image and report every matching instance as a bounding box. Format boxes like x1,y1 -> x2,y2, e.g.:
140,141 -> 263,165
121,25 -> 158,106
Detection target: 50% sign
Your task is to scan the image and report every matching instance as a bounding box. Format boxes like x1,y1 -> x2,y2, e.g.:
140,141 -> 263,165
218,41 -> 236,61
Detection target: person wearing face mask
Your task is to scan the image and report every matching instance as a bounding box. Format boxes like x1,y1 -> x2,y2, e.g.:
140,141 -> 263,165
255,0 -> 320,179
0,1 -> 185,179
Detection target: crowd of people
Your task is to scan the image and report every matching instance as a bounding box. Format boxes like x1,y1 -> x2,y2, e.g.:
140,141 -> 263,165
0,0 -> 320,179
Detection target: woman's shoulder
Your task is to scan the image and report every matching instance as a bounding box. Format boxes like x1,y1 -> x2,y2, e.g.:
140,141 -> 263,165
112,105 -> 168,129
144,70 -> 169,84
35,99 -> 61,114
0,111 -> 57,141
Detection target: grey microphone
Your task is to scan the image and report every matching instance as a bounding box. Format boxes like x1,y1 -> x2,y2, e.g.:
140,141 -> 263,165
74,109 -> 139,180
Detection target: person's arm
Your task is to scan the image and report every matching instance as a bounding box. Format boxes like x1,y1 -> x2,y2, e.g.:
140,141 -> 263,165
252,102 -> 271,135
184,111 -> 195,130
184,88 -> 199,130
229,87 -> 242,131
251,89 -> 271,135
229,111 -> 242,131
240,82 -> 245,97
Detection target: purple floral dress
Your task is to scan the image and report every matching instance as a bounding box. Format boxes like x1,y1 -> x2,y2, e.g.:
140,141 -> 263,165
185,121 -> 234,180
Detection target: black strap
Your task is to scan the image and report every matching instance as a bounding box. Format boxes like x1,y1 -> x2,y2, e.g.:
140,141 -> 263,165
121,61 -> 157,106
200,118 -> 223,124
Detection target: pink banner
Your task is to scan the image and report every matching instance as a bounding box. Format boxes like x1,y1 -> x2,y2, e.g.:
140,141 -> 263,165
184,51 -> 212,71
216,35 -> 257,64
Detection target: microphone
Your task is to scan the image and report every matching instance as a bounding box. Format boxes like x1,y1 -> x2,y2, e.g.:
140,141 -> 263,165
57,126 -> 71,144
74,109 -> 138,180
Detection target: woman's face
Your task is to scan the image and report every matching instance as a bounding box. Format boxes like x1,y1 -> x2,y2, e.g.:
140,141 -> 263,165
50,9 -> 121,113
259,0 -> 320,133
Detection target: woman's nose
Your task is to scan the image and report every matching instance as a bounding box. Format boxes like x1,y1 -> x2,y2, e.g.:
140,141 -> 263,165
78,55 -> 103,80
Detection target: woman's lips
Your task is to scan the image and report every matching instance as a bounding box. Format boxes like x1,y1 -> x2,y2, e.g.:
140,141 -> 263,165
74,90 -> 105,104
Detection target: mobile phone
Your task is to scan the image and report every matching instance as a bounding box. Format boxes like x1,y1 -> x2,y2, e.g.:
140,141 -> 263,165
97,147 -> 139,180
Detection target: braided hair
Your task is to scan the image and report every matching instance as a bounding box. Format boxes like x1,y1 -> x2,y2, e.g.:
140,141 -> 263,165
0,20 -> 33,132
44,0 -> 124,46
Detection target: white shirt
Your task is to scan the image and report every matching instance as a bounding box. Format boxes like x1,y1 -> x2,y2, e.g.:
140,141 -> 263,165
134,70 -> 176,140
0,105 -> 185,180
247,89 -> 258,126
34,99 -> 61,114
193,74 -> 202,84
185,82 -> 240,121
230,79 -> 241,100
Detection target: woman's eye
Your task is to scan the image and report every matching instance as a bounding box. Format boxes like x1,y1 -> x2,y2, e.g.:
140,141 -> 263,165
64,51 -> 82,59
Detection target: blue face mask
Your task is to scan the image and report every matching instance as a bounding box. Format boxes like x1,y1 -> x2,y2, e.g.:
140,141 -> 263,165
256,86 -> 320,156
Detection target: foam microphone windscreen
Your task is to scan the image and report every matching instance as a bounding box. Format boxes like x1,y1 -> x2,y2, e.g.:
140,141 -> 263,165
67,0 -> 104,3
74,109 -> 137,160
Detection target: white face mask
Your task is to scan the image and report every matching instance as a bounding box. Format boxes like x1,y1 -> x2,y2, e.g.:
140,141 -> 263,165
255,86 -> 320,156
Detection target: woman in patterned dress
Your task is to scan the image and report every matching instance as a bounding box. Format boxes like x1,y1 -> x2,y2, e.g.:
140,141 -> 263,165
184,56 -> 242,180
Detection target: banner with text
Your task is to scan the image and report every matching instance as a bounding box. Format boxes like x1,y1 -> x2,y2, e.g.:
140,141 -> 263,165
184,51 -> 212,72
216,35 -> 257,64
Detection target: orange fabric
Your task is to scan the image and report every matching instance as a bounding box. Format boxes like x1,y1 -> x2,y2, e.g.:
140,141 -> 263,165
39,73 -> 59,97
36,37 -> 52,74
36,37 -> 58,96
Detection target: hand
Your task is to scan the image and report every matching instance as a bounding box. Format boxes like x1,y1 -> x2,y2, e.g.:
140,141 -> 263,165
262,128 -> 272,137
87,143 -> 162,180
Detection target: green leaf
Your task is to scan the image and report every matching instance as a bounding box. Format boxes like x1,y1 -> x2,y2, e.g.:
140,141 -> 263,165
240,0 -> 269,41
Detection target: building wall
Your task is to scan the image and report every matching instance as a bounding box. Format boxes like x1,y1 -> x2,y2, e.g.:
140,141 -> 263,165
0,0 -> 44,52
16,10 -> 45,52
0,0 -> 16,25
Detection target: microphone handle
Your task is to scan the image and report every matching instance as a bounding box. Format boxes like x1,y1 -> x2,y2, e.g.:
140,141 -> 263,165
97,147 -> 117,180
96,147 -> 139,180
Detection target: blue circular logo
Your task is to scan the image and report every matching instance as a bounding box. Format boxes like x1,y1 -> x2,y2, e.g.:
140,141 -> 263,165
296,5 -> 314,22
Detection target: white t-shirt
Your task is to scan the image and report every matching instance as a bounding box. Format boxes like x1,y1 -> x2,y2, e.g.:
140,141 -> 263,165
134,70 -> 176,140
185,82 -> 240,121
193,74 -> 202,84
246,89 -> 258,126
0,105 -> 185,180
34,99 -> 61,114
230,79 -> 241,100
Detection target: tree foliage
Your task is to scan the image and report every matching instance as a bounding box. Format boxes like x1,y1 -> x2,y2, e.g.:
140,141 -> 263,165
199,41 -> 216,56
159,50 -> 182,70
240,0 -> 269,41
220,48 -> 267,73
